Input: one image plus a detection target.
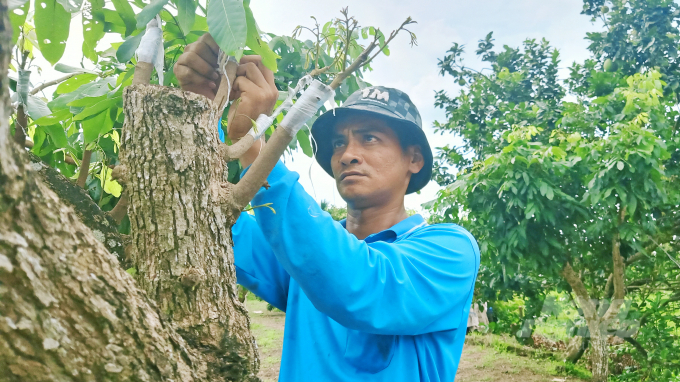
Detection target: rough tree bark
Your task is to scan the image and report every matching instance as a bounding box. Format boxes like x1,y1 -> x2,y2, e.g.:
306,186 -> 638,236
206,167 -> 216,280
0,3 -> 258,380
120,84 -> 258,380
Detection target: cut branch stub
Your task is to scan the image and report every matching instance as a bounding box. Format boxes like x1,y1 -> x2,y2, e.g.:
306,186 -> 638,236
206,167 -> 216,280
120,84 -> 259,380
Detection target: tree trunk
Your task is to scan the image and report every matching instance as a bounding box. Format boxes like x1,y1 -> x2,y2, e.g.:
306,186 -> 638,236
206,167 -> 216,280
588,329 -> 609,382
0,4 -> 259,379
120,84 -> 258,380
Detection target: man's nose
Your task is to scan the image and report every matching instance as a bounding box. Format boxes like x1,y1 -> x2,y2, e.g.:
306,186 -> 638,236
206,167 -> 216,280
340,139 -> 363,167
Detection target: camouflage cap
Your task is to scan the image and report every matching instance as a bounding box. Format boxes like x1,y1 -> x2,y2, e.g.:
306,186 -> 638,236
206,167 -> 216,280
311,86 -> 433,194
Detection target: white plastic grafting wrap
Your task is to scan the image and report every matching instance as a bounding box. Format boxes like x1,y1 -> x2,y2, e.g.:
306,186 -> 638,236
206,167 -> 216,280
135,15 -> 164,84
247,114 -> 274,140
17,69 -> 30,107
243,75 -> 315,140
280,79 -> 335,135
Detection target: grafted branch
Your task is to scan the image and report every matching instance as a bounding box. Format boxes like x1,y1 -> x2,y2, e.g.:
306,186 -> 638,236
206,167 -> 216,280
231,13 -> 417,211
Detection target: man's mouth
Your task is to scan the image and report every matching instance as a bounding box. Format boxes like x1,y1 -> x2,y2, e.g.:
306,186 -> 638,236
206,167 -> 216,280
340,171 -> 365,181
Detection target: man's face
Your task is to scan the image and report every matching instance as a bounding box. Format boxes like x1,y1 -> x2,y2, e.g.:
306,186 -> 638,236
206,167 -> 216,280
330,116 -> 424,208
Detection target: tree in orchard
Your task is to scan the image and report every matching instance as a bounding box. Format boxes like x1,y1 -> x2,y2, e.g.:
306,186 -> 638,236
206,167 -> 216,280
0,0 -> 417,379
429,1 -> 679,380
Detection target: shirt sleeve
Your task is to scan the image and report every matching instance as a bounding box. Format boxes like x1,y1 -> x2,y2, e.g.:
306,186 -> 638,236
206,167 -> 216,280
245,161 -> 480,335
232,211 -> 291,311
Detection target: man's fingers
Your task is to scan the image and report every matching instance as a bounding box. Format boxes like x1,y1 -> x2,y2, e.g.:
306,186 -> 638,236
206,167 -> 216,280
232,75 -> 261,96
240,55 -> 276,88
235,62 -> 270,89
174,64 -> 217,90
198,33 -> 220,57
176,51 -> 219,80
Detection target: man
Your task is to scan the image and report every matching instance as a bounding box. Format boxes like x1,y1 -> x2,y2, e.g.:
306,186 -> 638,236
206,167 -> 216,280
175,34 -> 480,381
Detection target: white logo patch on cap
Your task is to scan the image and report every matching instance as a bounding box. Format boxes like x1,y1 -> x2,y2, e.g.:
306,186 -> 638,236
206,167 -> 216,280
361,88 -> 389,102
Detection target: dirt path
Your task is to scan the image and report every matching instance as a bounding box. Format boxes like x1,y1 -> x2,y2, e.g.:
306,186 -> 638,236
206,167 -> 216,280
246,298 -> 585,382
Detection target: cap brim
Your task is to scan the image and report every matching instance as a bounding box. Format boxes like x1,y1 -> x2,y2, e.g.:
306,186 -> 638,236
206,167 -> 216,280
311,107 -> 433,194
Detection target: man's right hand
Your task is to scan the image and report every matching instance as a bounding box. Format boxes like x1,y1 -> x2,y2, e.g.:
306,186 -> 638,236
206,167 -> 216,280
174,34 -> 221,101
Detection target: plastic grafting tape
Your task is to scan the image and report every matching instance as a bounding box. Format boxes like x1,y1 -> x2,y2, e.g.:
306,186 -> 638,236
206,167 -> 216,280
248,114 -> 275,140
17,69 -> 30,107
135,15 -> 164,84
280,79 -> 335,135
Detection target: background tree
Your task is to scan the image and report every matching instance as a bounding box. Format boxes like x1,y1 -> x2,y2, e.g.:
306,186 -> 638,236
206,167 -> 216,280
429,1 -> 680,380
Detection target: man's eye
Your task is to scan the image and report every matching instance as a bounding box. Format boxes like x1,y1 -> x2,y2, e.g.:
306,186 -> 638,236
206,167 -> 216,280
364,134 -> 377,142
332,140 -> 346,149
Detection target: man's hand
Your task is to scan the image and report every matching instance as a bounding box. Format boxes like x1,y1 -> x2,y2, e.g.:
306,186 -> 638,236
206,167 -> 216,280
174,34 -> 221,100
175,37 -> 277,166
227,56 -> 278,141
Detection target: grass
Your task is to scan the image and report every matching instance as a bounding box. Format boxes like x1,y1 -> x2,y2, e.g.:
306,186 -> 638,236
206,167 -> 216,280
465,333 -> 592,381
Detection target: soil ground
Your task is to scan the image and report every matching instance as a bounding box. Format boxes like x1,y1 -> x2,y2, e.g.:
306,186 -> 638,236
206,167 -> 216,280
245,298 -> 588,382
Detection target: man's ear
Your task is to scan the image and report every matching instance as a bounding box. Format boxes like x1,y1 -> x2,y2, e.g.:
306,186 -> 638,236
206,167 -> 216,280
406,145 -> 424,174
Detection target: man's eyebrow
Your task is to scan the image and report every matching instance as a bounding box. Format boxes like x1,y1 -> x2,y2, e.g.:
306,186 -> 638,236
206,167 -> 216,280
353,126 -> 386,134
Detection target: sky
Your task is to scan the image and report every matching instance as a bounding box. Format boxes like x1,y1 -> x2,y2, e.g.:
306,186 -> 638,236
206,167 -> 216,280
31,0 -> 601,213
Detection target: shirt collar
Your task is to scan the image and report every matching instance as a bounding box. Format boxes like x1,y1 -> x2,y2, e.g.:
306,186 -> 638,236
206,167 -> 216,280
340,214 -> 427,242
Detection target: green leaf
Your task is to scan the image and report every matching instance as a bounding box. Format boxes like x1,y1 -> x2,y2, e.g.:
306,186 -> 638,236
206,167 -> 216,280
243,0 -> 278,72
31,126 -> 46,154
9,1 -> 30,46
35,0 -> 71,65
54,63 -> 98,74
73,97 -> 119,121
125,267 -> 137,276
81,110 -> 114,144
296,129 -> 313,157
41,124 -> 68,148
174,0 -> 196,35
34,108 -> 71,125
100,166 -> 122,197
116,32 -> 144,63
26,95 -> 52,120
56,0 -> 82,12
56,73 -> 98,93
207,0 -> 247,55
111,0 -> 137,36
67,94 -> 107,108
136,0 -> 170,29
546,187 -> 554,200
82,9 -> 105,62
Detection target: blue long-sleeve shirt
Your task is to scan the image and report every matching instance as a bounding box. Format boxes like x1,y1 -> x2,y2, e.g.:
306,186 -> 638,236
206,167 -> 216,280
232,161 -> 480,381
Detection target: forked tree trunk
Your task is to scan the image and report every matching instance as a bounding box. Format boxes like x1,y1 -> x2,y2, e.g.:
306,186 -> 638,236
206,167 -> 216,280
120,84 -> 258,380
0,3 -> 258,379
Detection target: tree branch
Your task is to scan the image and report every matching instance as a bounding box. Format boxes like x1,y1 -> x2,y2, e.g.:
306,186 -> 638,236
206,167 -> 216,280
602,208 -> 627,323
361,17 -> 417,69
76,149 -> 92,188
13,104 -> 27,145
109,193 -> 129,225
30,73 -> 77,95
561,262 -> 597,321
